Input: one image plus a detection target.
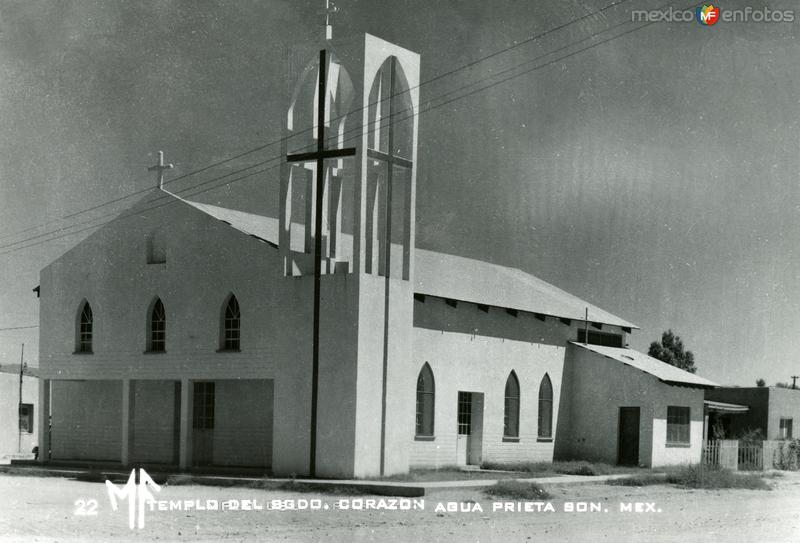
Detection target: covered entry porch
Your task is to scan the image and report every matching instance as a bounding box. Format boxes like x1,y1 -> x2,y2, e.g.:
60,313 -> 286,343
39,378 -> 273,470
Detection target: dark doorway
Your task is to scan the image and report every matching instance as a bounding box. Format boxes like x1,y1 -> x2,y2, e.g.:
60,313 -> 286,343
617,407 -> 640,466
192,382 -> 215,467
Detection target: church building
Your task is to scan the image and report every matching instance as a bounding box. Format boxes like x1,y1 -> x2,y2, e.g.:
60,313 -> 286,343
36,33 -> 715,477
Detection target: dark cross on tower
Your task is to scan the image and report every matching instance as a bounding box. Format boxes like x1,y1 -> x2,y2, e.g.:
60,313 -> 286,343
148,151 -> 173,189
286,49 -> 356,478
368,55 -> 414,476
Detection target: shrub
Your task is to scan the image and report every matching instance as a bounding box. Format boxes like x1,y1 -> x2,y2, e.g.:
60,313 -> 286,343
480,460 -> 618,476
552,461 -> 616,476
666,464 -> 770,490
480,461 -> 554,474
775,439 -> 800,471
276,480 -> 367,495
484,480 -> 552,500
607,474 -> 666,487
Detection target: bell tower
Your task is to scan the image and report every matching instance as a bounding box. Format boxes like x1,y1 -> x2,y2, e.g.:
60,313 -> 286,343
279,34 -> 420,477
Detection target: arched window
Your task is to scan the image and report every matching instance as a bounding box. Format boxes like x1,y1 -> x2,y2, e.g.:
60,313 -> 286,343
416,363 -> 435,437
538,374 -> 553,440
365,56 -> 415,279
504,371 -> 520,438
221,294 -> 241,351
76,301 -> 93,353
148,298 -> 166,352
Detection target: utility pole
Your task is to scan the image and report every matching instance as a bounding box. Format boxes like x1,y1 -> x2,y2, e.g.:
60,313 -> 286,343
18,343 -> 24,453
791,375 -> 799,390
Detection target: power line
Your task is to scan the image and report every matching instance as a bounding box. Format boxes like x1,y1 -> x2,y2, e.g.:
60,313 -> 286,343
0,0 -> 634,246
0,325 -> 38,331
0,1 -> 680,257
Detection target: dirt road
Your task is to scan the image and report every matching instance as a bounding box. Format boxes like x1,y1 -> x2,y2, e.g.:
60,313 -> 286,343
1,473 -> 798,542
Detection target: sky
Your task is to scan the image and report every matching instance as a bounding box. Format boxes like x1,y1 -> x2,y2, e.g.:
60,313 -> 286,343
0,0 -> 798,386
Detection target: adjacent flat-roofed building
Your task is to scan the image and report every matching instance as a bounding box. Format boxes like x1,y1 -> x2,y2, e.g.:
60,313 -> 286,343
705,386 -> 800,440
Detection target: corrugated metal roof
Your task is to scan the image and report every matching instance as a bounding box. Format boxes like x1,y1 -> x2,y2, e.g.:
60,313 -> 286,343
571,342 -> 718,388
415,250 -> 637,328
177,195 -> 637,329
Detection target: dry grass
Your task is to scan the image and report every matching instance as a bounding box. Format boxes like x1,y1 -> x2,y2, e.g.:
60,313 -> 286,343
483,480 -> 552,500
481,460 -> 636,477
665,464 -> 770,490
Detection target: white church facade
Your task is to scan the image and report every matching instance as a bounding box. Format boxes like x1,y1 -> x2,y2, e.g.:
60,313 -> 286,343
36,34 -> 716,478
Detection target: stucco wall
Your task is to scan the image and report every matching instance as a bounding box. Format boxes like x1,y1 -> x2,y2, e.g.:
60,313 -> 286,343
51,380 -> 121,461
557,345 -> 704,467
38,193 -> 312,473
213,379 -> 273,467
409,296 -> 595,467
132,380 -> 177,464
767,387 -> 800,440
0,373 -> 38,457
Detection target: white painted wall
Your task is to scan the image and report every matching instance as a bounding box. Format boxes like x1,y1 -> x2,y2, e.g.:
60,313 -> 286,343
410,297 -> 585,467
0,373 -> 38,457
50,380 -> 121,461
131,380 -> 177,464
213,379 -> 273,467
39,192 -> 312,472
557,345 -> 705,467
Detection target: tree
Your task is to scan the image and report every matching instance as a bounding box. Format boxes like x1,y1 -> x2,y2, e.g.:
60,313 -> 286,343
648,329 -> 696,374
756,378 -> 766,387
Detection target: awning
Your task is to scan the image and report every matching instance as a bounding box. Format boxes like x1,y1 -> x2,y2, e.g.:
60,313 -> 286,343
704,400 -> 749,414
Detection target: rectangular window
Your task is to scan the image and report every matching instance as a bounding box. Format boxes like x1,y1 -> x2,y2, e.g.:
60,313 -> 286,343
19,403 -> 33,434
576,329 -> 623,348
457,392 -> 472,435
780,418 -> 793,439
147,232 -> 167,264
666,406 -> 690,445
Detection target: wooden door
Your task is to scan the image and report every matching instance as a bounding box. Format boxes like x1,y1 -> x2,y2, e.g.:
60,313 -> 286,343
618,407 -> 640,466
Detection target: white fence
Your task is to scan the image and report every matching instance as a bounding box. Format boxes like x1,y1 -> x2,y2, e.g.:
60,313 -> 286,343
703,439 -> 799,471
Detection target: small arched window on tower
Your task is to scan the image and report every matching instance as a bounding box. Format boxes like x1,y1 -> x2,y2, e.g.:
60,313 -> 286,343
147,298 -> 166,352
504,371 -> 520,440
415,363 -> 435,438
220,294 -> 241,351
75,300 -> 93,354
537,374 -> 553,441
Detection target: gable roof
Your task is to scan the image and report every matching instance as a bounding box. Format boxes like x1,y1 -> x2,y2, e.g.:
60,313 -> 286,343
174,194 -> 636,329
414,250 -> 637,328
571,342 -> 718,388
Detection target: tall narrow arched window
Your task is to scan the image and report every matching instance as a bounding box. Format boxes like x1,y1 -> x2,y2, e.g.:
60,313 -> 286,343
76,301 -> 93,353
221,294 -> 241,351
538,374 -> 553,440
504,371 -> 520,439
148,298 -> 166,352
416,363 -> 435,438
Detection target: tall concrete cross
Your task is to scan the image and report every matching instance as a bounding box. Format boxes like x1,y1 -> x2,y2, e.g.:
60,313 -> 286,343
148,151 -> 173,189
286,49 -> 356,477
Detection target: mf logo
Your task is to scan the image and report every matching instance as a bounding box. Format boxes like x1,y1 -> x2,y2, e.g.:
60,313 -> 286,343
696,4 -> 721,25
105,469 -> 161,530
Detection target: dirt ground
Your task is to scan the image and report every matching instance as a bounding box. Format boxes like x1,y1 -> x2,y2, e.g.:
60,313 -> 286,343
1,472 -> 799,542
